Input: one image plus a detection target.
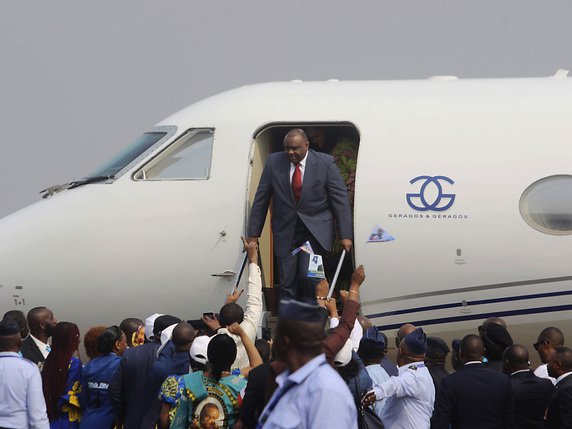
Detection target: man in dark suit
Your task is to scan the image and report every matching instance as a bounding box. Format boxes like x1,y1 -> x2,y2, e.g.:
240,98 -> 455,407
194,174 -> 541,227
247,128 -> 353,300
546,346 -> 572,428
432,334 -> 512,429
502,344 -> 553,428
109,314 -> 181,429
20,306 -> 57,370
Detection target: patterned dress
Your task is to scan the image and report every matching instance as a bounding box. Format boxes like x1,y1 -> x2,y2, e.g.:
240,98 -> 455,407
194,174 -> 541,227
160,371 -> 246,429
50,356 -> 82,429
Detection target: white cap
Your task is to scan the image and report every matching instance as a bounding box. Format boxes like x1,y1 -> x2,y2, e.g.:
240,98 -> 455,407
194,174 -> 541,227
334,339 -> 353,367
145,313 -> 163,340
156,323 -> 178,356
190,335 -> 211,365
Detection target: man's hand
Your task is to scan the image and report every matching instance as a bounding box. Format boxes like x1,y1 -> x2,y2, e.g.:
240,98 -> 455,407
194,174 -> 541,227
324,297 -> 338,318
315,278 -> 329,299
242,237 -> 259,264
201,314 -> 221,331
351,265 -> 365,287
227,322 -> 245,338
362,390 -> 376,407
226,286 -> 244,304
340,239 -> 353,253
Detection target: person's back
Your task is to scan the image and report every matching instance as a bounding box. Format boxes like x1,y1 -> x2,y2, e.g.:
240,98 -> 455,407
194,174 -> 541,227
81,353 -> 121,428
509,370 -> 554,428
110,340 -> 161,429
433,335 -> 511,429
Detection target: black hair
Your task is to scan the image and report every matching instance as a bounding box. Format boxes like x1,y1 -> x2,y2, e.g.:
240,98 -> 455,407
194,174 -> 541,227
97,325 -> 122,355
255,339 -> 271,363
358,339 -> 385,362
218,303 -> 244,327
207,334 -> 237,381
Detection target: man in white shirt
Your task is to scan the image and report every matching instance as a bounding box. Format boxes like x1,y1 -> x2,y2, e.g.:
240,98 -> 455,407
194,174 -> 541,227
20,307 -> 57,371
363,327 -> 435,429
533,326 -> 565,384
206,239 -> 263,369
0,317 -> 49,429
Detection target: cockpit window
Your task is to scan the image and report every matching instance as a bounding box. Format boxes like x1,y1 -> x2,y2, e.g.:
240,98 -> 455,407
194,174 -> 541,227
133,128 -> 214,180
519,175 -> 572,235
88,131 -> 169,178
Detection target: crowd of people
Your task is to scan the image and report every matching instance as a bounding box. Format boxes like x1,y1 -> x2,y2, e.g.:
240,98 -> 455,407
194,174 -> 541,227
1,238 -> 571,429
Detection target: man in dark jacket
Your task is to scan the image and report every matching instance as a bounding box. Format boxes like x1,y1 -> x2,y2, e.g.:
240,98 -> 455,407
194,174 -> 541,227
109,314 -> 180,429
247,128 -> 353,300
20,307 -> 57,371
432,334 -> 512,429
502,344 -> 553,428
546,346 -> 572,428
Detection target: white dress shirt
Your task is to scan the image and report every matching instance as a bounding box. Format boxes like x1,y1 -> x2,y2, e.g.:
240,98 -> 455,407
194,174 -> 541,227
0,352 -> 49,429
218,262 -> 263,369
534,362 -> 557,384
373,361 -> 435,429
29,334 -> 50,359
556,370 -> 572,385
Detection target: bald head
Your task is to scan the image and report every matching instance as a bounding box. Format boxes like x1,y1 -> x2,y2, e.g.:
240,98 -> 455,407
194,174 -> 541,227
537,327 -> 564,346
548,346 -> 572,379
357,316 -> 373,332
503,344 -> 530,374
172,322 -> 196,352
396,324 -> 416,345
536,326 -> 565,363
460,334 -> 484,363
284,128 -> 309,142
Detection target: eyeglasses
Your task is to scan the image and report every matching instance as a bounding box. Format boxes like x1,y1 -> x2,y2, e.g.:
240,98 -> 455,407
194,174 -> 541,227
533,339 -> 548,351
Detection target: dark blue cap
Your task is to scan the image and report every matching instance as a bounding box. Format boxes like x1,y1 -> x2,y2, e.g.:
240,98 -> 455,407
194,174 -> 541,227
404,327 -> 427,355
0,317 -> 20,336
427,336 -> 450,358
362,327 -> 386,348
279,299 -> 324,323
484,323 -> 513,349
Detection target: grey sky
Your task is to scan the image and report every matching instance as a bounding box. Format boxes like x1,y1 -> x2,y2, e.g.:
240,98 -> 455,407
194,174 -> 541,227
1,1 -> 571,218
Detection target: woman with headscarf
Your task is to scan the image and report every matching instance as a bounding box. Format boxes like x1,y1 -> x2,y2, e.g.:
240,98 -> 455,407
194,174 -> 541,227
159,333 -> 248,429
41,322 -> 82,429
80,325 -> 127,429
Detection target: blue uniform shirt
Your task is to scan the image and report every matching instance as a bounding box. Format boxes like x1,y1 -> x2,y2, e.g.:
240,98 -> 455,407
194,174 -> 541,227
260,354 -> 358,429
80,352 -> 121,429
0,352 -> 49,429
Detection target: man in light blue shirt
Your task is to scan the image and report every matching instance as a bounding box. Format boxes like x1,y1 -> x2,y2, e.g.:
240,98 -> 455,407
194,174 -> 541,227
358,327 -> 391,419
363,327 -> 435,429
258,299 -> 357,429
0,317 -> 49,429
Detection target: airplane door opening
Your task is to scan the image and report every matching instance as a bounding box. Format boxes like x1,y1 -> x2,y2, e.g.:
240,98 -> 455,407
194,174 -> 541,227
248,123 -> 360,311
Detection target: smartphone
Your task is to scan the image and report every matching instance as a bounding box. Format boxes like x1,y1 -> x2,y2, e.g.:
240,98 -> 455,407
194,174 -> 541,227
202,312 -> 216,320
188,319 -> 208,331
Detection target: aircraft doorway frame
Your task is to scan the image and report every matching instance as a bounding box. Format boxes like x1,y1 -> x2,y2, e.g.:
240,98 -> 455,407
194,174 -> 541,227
247,122 -> 360,295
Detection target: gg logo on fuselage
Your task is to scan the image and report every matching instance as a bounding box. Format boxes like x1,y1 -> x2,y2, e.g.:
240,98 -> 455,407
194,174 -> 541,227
406,175 -> 455,212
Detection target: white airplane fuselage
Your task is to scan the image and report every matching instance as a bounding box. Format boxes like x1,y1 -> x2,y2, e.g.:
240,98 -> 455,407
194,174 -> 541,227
1,77 -> 571,357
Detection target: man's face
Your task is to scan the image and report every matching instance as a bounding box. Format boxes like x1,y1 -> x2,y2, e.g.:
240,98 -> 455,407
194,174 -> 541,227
42,310 -> 58,337
534,337 -> 551,363
200,405 -> 219,429
547,353 -> 560,379
116,332 -> 128,356
284,135 -> 309,164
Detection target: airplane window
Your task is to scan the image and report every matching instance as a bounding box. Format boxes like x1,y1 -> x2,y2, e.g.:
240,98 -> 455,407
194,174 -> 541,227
136,129 -> 214,180
89,132 -> 168,178
519,175 -> 572,235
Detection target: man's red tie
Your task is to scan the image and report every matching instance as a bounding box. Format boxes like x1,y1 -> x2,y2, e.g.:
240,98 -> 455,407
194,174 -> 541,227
292,163 -> 302,202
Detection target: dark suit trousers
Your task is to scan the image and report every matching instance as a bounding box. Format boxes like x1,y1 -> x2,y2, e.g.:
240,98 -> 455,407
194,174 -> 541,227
278,217 -> 325,302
